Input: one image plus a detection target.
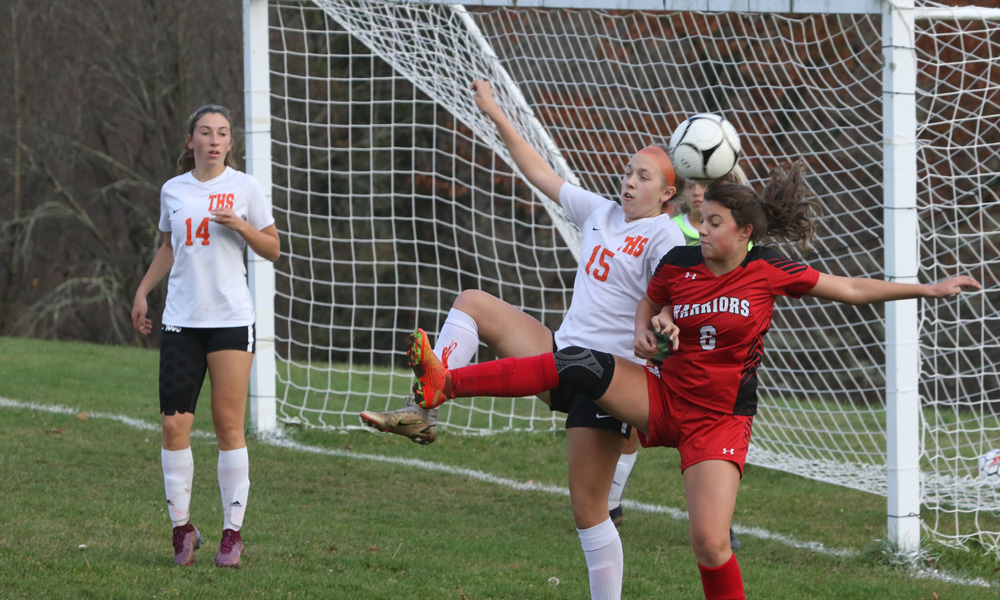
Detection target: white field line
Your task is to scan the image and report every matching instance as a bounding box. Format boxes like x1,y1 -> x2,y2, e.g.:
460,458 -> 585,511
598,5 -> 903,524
1,397 -> 991,589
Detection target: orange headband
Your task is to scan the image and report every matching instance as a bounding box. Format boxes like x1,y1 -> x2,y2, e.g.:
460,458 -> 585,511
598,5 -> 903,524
637,145 -> 676,188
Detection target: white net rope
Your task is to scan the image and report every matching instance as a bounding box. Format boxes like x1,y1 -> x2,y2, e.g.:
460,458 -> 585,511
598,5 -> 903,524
913,6 -> 1000,552
265,0 -> 1000,552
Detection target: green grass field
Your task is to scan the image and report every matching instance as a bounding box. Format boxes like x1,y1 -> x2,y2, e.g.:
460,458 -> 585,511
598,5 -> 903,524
1,336 -> 998,599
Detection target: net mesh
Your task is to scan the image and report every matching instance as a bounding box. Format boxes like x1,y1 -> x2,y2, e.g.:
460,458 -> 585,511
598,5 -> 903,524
264,0 -> 1000,552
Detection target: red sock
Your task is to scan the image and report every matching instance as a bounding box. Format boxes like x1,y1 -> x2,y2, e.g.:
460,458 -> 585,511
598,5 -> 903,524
450,354 -> 559,398
698,553 -> 744,600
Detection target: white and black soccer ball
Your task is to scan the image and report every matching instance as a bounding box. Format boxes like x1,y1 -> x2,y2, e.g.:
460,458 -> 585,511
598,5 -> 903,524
978,449 -> 1000,480
668,113 -> 742,184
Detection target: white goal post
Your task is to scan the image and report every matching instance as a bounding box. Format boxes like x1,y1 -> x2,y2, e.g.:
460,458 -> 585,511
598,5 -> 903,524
243,0 -> 1000,555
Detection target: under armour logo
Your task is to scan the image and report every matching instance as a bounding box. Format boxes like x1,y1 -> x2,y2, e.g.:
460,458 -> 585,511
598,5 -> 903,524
685,272 -> 697,280
722,448 -> 735,455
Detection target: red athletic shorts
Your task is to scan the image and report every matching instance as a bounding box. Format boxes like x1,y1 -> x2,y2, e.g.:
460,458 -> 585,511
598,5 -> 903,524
638,367 -> 754,476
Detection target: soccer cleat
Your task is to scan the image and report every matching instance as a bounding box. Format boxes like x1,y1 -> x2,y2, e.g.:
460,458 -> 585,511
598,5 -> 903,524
172,523 -> 202,566
609,505 -> 624,528
360,396 -> 438,445
407,329 -> 452,409
215,529 -> 243,568
730,527 -> 742,552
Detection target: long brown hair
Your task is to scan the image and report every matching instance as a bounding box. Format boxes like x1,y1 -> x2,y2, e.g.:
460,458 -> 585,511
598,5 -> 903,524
176,104 -> 240,175
704,159 -> 822,252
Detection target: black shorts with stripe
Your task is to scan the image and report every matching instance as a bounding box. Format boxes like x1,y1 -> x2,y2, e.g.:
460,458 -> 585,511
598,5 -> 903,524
158,324 -> 256,416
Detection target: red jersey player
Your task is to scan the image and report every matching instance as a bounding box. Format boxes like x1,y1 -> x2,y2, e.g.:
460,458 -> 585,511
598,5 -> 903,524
405,159 -> 981,600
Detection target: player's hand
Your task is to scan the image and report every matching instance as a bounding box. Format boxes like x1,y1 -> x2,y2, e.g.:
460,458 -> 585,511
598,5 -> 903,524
471,79 -> 500,118
131,297 -> 153,335
931,275 -> 981,298
651,316 -> 679,352
633,328 -> 658,361
209,208 -> 246,233
649,329 -> 676,366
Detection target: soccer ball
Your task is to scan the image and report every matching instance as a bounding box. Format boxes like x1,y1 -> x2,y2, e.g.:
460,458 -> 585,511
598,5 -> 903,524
978,449 -> 1000,480
668,113 -> 742,184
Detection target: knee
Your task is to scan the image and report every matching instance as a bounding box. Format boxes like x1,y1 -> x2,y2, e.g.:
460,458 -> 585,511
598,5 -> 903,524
570,490 -> 612,529
161,415 -> 192,449
213,422 -> 246,449
453,289 -> 493,318
689,527 -> 732,567
553,347 -> 616,399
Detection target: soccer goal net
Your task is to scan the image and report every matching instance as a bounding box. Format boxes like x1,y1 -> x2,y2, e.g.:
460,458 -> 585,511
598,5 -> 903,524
248,0 -> 1000,554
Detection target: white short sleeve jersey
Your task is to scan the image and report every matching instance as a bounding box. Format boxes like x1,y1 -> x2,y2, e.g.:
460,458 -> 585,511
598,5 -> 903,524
555,183 -> 685,364
158,167 -> 275,327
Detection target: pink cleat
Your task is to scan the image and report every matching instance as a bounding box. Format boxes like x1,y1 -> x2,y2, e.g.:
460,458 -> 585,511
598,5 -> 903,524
172,523 -> 202,566
214,529 -> 243,568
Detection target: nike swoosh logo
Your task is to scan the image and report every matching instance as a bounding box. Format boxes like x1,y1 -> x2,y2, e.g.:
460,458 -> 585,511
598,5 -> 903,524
595,413 -> 613,419
172,208 -> 182,214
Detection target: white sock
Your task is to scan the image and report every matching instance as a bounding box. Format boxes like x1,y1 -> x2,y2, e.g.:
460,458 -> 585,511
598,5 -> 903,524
577,518 -> 624,600
608,451 -> 637,510
162,447 -> 194,527
218,447 -> 250,532
434,308 -> 480,369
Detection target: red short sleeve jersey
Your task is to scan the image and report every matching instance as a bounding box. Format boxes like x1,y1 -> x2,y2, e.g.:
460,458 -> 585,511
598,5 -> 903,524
646,245 -> 820,415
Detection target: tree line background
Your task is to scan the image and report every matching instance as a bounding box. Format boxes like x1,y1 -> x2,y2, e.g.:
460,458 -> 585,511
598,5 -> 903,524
0,0 -> 988,356
0,0 -> 564,357
0,0 -> 246,347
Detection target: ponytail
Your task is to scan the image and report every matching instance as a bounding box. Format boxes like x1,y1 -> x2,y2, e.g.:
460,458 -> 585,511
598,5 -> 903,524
704,159 -> 821,253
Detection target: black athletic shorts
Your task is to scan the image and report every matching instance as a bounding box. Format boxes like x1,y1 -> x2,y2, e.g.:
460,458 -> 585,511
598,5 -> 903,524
158,324 -> 256,416
547,336 -> 631,438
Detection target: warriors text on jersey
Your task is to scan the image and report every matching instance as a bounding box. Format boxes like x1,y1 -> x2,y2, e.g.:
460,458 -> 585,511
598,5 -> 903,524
555,183 -> 685,363
646,245 -> 820,415
159,167 -> 275,327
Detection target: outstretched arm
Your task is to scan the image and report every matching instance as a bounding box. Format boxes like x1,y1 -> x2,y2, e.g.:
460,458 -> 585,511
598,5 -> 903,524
806,272 -> 981,304
472,79 -> 566,203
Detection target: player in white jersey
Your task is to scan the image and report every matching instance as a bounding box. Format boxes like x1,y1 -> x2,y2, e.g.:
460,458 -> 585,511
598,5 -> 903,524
131,104 -> 280,569
361,79 -> 684,600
